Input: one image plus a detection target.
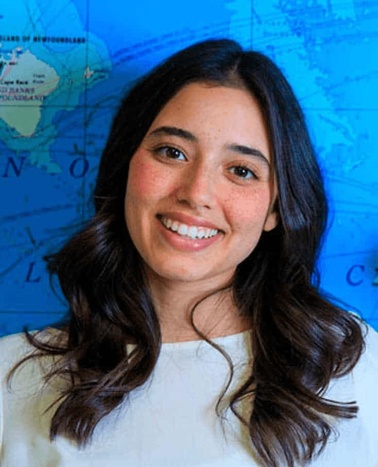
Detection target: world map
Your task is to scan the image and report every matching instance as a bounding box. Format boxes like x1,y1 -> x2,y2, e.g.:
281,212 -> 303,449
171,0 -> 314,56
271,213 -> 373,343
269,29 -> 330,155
0,0 -> 377,335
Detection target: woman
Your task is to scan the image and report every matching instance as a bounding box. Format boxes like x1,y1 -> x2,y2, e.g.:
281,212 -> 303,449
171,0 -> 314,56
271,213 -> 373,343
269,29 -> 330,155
0,39 -> 377,467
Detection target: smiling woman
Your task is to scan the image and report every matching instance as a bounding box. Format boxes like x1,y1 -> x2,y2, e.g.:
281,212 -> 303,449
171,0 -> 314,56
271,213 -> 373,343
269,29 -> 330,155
0,39 -> 377,467
125,83 -> 277,340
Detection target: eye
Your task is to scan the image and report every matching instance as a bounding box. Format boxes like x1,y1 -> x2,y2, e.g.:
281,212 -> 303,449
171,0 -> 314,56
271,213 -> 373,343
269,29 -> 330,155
229,165 -> 256,180
156,146 -> 186,161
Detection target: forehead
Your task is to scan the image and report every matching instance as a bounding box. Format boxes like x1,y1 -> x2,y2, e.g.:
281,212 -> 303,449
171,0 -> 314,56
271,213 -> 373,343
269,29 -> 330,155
146,82 -> 271,160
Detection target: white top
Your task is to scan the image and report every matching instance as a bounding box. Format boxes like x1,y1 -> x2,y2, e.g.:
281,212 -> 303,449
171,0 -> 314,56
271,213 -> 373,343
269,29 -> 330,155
0,325 -> 377,467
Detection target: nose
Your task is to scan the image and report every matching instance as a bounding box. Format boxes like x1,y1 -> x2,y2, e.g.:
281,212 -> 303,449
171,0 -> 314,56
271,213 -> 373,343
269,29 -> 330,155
175,160 -> 215,209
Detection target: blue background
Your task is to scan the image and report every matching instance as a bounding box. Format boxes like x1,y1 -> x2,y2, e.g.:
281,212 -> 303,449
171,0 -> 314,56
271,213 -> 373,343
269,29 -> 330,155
0,0 -> 377,335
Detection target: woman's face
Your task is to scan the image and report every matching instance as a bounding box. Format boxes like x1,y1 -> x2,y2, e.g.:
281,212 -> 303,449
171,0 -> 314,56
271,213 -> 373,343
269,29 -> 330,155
125,82 -> 277,290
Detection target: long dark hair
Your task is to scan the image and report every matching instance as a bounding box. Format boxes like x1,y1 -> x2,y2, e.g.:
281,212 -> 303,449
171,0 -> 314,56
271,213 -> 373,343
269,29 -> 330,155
21,39 -> 363,467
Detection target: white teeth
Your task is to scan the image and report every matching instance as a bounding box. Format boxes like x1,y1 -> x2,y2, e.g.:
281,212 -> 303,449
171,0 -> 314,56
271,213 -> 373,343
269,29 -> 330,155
161,217 -> 219,239
187,226 -> 197,239
178,224 -> 188,235
197,229 -> 205,239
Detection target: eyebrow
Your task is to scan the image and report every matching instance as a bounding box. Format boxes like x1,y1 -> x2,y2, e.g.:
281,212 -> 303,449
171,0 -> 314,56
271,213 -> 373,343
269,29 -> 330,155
227,144 -> 270,167
148,125 -> 270,167
148,126 -> 197,142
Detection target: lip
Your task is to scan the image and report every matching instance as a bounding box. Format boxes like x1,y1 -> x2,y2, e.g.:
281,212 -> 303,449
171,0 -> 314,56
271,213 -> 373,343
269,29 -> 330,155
156,212 -> 223,231
156,212 -> 223,252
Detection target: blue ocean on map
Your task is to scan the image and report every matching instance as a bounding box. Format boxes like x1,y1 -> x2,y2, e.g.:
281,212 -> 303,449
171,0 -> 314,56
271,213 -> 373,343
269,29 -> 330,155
0,0 -> 377,335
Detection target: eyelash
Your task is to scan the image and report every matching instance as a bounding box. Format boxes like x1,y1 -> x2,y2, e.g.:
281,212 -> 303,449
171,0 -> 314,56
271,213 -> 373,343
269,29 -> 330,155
228,165 -> 256,180
153,145 -> 186,161
152,145 -> 258,181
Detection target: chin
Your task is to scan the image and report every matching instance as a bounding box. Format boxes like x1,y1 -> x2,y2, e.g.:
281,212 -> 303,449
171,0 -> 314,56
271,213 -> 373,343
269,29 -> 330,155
146,259 -> 234,288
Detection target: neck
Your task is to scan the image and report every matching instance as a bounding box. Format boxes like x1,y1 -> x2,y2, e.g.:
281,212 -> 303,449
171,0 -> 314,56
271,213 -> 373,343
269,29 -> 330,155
145,272 -> 250,343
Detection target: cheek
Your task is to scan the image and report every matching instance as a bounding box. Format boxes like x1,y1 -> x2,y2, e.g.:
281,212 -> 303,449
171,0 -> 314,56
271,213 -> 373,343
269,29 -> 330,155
224,191 -> 272,232
127,157 -> 155,200
126,154 -> 168,211
125,157 -> 154,235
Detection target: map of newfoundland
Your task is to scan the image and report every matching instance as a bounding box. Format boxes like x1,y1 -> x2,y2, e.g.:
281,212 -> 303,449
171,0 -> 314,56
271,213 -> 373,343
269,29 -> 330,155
0,49 -> 60,136
0,0 -> 377,335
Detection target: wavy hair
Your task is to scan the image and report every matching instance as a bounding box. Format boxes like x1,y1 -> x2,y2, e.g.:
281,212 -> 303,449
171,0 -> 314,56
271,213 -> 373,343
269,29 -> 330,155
22,39 -> 363,467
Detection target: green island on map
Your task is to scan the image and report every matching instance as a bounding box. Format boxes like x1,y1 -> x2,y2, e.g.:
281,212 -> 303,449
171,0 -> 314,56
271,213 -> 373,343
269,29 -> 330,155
0,49 -> 59,136
0,0 -> 111,173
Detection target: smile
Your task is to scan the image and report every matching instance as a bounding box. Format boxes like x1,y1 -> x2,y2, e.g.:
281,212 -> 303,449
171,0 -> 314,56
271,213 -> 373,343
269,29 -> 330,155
160,216 -> 219,239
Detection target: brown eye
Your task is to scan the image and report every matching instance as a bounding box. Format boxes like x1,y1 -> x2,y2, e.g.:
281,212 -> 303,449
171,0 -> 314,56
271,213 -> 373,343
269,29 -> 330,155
158,146 -> 186,160
229,165 -> 255,179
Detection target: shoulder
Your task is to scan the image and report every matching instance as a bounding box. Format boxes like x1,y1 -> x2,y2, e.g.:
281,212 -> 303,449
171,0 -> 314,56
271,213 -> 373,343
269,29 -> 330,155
0,328 -> 65,381
352,324 -> 378,406
324,322 -> 378,419
338,322 -> 378,394
360,323 -> 378,366
321,324 -> 378,465
0,328 -> 66,413
0,333 -> 35,373
342,322 -> 378,391
341,323 -> 377,430
0,331 -> 65,459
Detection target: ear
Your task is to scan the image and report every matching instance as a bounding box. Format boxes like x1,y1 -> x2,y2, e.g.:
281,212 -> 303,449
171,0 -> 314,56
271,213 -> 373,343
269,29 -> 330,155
263,210 -> 278,232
